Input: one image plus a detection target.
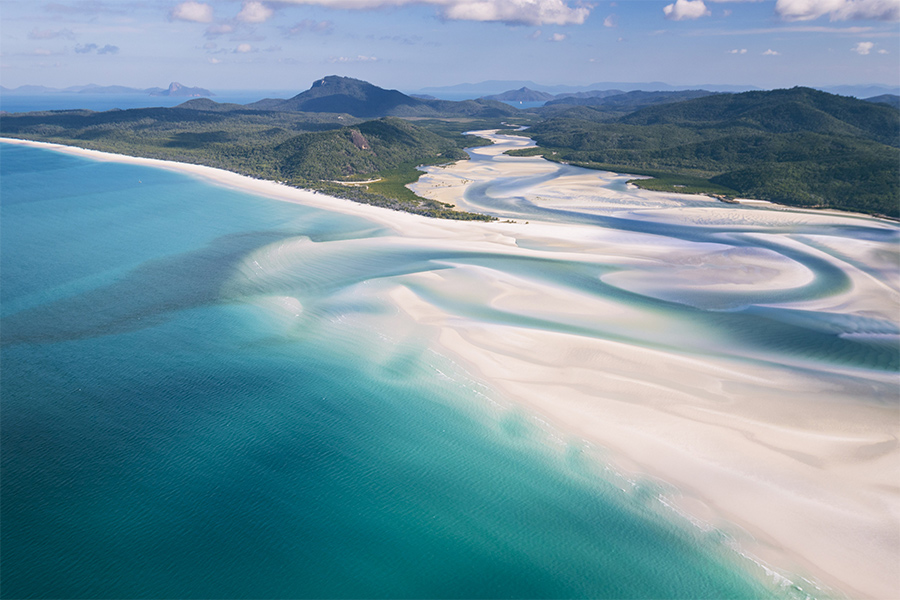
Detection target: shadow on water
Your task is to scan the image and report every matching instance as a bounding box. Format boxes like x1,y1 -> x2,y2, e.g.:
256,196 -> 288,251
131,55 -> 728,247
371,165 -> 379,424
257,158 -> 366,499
1,231 -> 295,345
4,225 -> 897,373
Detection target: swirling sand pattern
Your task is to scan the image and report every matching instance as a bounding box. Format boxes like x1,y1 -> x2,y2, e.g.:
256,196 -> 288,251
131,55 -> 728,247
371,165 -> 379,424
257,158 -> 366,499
2,137 -> 898,598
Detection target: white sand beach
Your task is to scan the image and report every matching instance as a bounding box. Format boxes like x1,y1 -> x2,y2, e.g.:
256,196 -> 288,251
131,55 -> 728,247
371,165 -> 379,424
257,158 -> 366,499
4,136 -> 898,599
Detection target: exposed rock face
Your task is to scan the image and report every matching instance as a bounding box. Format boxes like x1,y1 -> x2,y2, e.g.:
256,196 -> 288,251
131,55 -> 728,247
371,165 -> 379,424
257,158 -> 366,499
350,129 -> 370,150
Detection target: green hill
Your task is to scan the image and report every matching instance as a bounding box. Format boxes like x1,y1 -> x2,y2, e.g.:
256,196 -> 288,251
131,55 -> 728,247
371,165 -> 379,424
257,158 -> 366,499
0,103 -> 497,219
866,94 -> 900,109
247,75 -> 520,119
517,87 -> 900,217
272,117 -> 468,180
543,90 -> 716,111
619,87 -> 899,145
252,76 -> 425,117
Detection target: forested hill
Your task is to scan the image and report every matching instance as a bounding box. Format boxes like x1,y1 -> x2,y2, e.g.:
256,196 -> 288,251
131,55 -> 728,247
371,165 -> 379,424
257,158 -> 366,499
248,75 -> 518,118
517,87 -> 900,218
0,102 -> 499,219
249,76 -> 422,116
618,87 -> 899,146
542,90 -> 716,111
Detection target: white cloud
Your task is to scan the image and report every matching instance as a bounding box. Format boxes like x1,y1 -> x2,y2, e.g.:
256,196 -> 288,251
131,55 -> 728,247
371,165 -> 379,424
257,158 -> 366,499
238,1 -> 274,23
878,48 -> 888,53
603,14 -> 617,27
763,48 -> 780,54
775,0 -> 899,21
171,1 -> 214,23
209,57 -> 222,64
852,40 -> 875,53
548,32 -> 567,41
728,48 -> 748,53
529,29 -> 543,39
235,43 -> 254,52
276,0 -> 591,25
663,0 -> 711,21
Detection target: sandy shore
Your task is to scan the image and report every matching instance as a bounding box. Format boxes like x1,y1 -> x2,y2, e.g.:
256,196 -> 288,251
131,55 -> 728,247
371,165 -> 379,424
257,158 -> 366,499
4,136 -> 899,599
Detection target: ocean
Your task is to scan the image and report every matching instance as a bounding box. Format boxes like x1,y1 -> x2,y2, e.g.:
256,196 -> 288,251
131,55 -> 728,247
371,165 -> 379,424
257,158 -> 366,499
0,91 -> 295,114
0,142 -> 804,598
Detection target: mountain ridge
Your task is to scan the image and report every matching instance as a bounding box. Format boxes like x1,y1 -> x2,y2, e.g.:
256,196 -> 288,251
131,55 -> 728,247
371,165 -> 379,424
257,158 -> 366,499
246,75 -> 518,118
0,82 -> 212,96
518,86 -> 899,217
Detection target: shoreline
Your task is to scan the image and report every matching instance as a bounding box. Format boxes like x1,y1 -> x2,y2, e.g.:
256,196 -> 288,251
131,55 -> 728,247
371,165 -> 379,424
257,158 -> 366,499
4,136 -> 899,599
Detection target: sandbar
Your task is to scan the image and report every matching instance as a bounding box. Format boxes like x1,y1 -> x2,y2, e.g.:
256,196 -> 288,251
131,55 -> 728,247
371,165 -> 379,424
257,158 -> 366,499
3,135 -> 898,599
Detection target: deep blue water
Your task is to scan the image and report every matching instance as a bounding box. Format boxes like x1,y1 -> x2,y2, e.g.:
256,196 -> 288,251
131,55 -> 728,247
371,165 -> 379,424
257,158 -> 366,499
0,144 -> 790,598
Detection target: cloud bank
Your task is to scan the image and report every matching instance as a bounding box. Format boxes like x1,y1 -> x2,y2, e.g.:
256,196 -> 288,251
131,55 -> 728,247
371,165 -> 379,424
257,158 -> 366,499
775,0 -> 900,21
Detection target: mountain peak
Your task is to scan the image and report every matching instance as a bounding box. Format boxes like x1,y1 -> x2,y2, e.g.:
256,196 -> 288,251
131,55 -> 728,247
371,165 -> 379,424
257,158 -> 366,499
244,75 -> 520,119
150,82 -> 213,97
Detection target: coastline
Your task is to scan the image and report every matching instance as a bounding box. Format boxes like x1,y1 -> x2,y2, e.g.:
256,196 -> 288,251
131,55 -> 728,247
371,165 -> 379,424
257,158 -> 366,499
3,136 -> 898,599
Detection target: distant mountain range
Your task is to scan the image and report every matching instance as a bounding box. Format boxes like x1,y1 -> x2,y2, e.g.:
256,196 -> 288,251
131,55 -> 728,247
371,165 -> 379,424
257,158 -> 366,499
417,80 -> 762,98
414,80 -> 900,100
482,87 -> 557,102
545,90 -> 719,111
484,87 -> 718,111
243,75 -> 518,118
0,82 -> 213,97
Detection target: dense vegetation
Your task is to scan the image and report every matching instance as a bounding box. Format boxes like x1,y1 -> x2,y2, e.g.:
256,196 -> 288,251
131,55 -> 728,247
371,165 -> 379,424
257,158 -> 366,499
542,89 -> 716,111
516,87 -> 900,217
2,79 -> 897,219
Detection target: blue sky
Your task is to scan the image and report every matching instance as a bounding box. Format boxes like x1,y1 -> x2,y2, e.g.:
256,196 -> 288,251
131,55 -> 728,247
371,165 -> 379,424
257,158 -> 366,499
1,0 -> 898,92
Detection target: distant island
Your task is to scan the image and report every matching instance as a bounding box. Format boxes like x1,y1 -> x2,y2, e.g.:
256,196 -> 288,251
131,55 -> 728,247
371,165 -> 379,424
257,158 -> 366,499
1,75 -> 897,219
0,82 -> 213,97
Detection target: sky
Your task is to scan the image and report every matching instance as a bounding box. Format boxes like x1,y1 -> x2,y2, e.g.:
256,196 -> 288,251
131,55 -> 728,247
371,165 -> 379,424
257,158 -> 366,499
1,0 -> 898,92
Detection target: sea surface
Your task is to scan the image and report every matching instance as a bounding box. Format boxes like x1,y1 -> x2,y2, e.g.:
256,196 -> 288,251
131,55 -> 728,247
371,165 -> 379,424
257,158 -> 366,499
3,141 -> 894,599
0,91 -> 294,114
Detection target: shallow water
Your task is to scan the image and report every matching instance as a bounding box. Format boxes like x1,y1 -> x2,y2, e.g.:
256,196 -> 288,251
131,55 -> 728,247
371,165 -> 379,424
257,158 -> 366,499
2,141 -> 894,598
414,133 -> 900,376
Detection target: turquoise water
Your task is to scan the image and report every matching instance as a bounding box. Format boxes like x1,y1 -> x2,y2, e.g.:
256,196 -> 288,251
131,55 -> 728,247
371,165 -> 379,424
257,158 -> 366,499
0,91 -> 294,114
0,143 -> 876,599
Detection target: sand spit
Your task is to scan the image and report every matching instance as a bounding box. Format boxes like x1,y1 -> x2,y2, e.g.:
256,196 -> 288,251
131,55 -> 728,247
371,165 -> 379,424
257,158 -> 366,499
4,136 -> 898,599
